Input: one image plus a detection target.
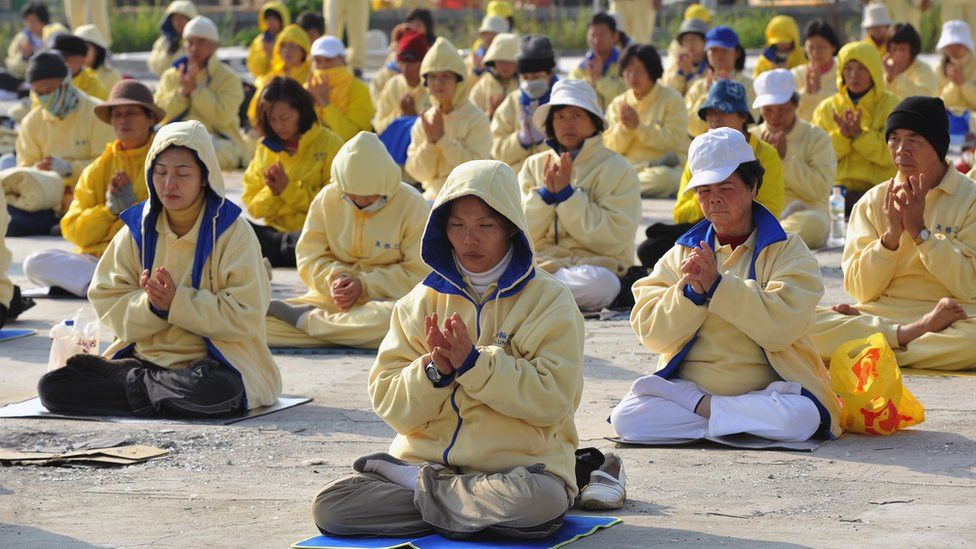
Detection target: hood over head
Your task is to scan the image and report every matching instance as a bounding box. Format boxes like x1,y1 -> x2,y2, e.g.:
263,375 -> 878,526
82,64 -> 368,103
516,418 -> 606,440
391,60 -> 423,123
484,32 -> 519,65
331,131 -> 403,197
161,0 -> 199,38
765,15 -> 800,47
270,24 -> 311,75
836,41 -> 885,99
421,37 -> 469,108
258,1 -> 291,33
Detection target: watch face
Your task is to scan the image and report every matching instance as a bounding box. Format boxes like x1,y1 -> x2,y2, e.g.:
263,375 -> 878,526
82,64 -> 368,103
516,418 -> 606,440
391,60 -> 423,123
425,364 -> 441,382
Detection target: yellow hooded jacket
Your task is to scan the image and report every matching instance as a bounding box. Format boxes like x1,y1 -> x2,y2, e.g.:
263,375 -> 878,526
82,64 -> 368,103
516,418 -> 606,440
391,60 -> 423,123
811,42 -> 899,192
630,203 -> 842,439
753,16 -> 806,79
147,0 -> 199,76
604,85 -> 690,170
888,58 -> 938,99
247,1 -> 291,79
490,88 -> 551,174
568,49 -> 627,111
406,38 -> 492,199
374,73 -> 431,135
468,33 -> 519,116
61,137 -> 153,257
519,135 -> 641,275
937,52 -> 976,111
248,24 -> 311,126
307,66 -> 375,142
73,67 -> 108,100
369,159 -> 585,498
242,123 -> 343,232
89,120 -> 281,410
792,62 -> 838,122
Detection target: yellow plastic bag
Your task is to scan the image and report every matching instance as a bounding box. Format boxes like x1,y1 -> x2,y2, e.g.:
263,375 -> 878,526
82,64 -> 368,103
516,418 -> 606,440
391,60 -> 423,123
829,332 -> 925,435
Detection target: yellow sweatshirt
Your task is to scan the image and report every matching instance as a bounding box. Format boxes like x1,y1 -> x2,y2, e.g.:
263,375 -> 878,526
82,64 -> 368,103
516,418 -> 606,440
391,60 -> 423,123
937,52 -> 976,111
247,1 -> 291,79
373,73 -> 431,135
90,120 -> 281,410
248,24 -> 311,127
490,88 -> 549,174
73,67 -> 108,100
753,16 -> 806,79
61,137 -> 152,257
887,58 -> 938,99
369,53 -> 398,105
147,0 -> 199,77
792,62 -> 838,122
0,193 -> 12,308
674,133 -> 785,224
307,66 -> 375,142
604,85 -> 690,168
242,123 -> 343,232
661,39 -> 707,96
863,35 -> 887,58
94,65 -> 122,93
469,72 -> 518,117
519,135 -> 641,275
685,71 -> 757,137
406,38 -> 492,199
5,30 -> 40,79
370,159 -> 585,498
811,42 -> 899,192
630,204 -> 842,439
568,49 -> 627,111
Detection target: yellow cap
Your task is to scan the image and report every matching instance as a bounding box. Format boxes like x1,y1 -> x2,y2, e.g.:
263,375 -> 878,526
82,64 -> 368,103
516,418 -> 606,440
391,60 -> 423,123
684,4 -> 711,24
486,0 -> 514,19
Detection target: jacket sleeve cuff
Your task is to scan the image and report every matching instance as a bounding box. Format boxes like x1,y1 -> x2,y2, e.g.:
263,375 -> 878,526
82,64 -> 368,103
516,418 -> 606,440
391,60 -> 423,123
538,185 -> 574,205
428,360 -> 456,388
454,347 -> 481,376
149,302 -> 169,319
705,274 -> 722,298
682,284 -> 707,305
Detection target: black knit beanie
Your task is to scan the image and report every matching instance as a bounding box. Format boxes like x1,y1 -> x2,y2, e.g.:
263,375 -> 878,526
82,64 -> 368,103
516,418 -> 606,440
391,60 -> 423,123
517,35 -> 556,74
26,52 -> 68,83
885,96 -> 950,159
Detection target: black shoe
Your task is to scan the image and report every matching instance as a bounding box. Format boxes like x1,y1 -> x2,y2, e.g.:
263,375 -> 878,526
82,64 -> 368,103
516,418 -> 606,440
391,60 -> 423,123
7,286 -> 35,320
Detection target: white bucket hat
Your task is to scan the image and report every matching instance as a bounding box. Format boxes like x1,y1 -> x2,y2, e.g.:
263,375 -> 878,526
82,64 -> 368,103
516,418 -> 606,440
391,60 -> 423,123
684,127 -> 757,193
862,3 -> 892,29
937,20 -> 975,53
532,79 -> 606,134
182,15 -> 219,43
752,68 -> 797,109
312,35 -> 346,58
75,24 -> 109,50
479,15 -> 509,34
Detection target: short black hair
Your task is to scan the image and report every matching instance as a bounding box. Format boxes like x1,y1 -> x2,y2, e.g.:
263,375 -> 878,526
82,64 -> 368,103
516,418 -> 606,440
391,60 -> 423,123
422,72 -> 463,87
735,160 -> 765,192
22,2 -> 49,24
887,23 -> 922,60
589,12 -> 617,34
620,44 -> 663,82
263,8 -> 283,25
405,8 -> 436,46
88,42 -> 107,70
544,104 -> 604,142
255,76 -> 318,140
804,19 -> 840,54
296,11 -> 325,36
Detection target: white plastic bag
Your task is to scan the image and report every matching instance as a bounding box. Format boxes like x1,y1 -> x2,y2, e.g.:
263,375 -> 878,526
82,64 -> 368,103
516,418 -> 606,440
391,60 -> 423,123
47,308 -> 100,371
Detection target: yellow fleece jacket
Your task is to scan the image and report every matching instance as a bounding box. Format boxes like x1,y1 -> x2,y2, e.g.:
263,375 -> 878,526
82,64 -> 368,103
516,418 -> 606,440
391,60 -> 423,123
94,65 -> 122,93
811,42 -> 899,192
568,51 -> 627,111
242,123 -> 343,232
604,85 -> 690,168
307,66 -> 375,142
247,2 -> 291,79
792,62 -> 838,122
73,67 -> 108,100
661,39 -> 707,96
673,133 -> 784,224
369,53 -> 398,104
887,58 -> 938,99
863,35 -> 887,58
753,16 -> 806,78
370,159 -> 585,498
490,89 -> 549,174
0,192 -> 12,308
373,74 -> 431,135
749,120 -> 836,218
630,205 -> 842,439
147,1 -> 199,76
469,72 -> 518,117
519,135 -> 641,275
5,30 -> 39,79
61,137 -> 152,257
248,24 -> 311,127
685,72 -> 757,137
15,92 -> 115,185
89,121 -> 281,409
937,52 -> 976,111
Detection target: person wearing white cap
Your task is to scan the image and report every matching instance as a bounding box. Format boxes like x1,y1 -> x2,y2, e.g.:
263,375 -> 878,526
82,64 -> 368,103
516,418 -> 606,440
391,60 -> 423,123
611,127 -> 842,444
468,32 -> 518,119
466,15 -> 510,93
518,79 -> 640,312
609,0 -> 662,46
147,1 -> 199,77
862,2 -> 893,57
154,15 -> 248,170
936,20 -> 976,112
883,23 -> 937,100
305,35 -> 375,142
324,0 -> 368,74
750,69 -> 836,249
75,24 -> 121,93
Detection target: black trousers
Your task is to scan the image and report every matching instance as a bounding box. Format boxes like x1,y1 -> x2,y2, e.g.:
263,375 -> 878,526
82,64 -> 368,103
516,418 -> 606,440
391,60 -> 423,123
6,205 -> 57,237
636,222 -> 695,269
249,221 -> 299,268
37,353 -> 245,418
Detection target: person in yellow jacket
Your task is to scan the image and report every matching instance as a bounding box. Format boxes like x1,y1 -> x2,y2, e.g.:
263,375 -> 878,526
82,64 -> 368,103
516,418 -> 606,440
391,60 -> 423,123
247,2 -> 290,79
468,32 -> 518,119
518,79 -> 641,311
3,2 -> 49,81
243,77 -> 343,267
313,159 -> 584,538
147,1 -> 198,77
862,2 -> 892,57
611,127 -> 842,443
936,20 -> 976,112
369,10 -> 435,105
686,26 -> 757,137
750,69 -> 836,249
812,96 -> 976,371
76,24 -> 121,93
23,81 -> 163,297
884,23 -> 937,99
793,19 -> 840,122
661,17 -> 709,97
754,15 -> 806,79
568,13 -> 626,111
405,38 -> 492,200
247,24 -> 311,128
605,44 -> 689,199
155,16 -> 248,170
465,15 -> 508,93
373,30 -> 430,135
324,0 -> 369,74
305,36 -> 375,142
811,41 -> 899,213
53,33 -> 108,100
37,120 -> 282,417
266,132 -> 429,349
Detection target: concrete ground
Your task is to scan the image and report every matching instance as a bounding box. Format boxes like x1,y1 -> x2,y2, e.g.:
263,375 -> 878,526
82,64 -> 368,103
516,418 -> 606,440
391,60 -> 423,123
0,174 -> 974,548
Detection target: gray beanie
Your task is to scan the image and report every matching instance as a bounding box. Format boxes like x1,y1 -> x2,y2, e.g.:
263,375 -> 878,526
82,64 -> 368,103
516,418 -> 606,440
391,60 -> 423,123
27,52 -> 68,83
517,34 -> 556,74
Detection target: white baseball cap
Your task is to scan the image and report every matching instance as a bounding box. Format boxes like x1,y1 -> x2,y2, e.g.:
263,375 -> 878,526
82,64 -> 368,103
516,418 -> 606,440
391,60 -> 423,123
182,15 -> 219,43
684,127 -> 757,193
937,20 -> 975,53
752,68 -> 797,109
532,79 -> 606,134
862,3 -> 892,29
479,15 -> 509,34
312,35 -> 346,58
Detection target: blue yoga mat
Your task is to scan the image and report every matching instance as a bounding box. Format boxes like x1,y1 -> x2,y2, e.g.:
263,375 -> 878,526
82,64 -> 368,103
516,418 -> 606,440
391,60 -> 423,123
292,515 -> 621,549
0,329 -> 35,343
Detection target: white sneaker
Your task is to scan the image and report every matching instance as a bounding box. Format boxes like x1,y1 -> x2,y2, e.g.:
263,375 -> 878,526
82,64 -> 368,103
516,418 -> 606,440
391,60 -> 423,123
577,452 -> 626,510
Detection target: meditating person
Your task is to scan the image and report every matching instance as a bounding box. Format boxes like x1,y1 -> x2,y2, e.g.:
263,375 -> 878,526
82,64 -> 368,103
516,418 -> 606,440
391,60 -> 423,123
6,53 -> 114,236
23,81 -> 163,297
792,19 -> 840,122
369,8 -> 436,105
568,12 -> 626,111
305,35 -> 375,143
604,44 -> 689,198
611,127 -> 842,443
405,37 -> 491,200
685,26 -> 757,137
490,34 -> 557,174
465,15 -> 509,92
247,1 -> 290,79
661,17 -> 709,97
750,69 -> 836,249
311,158 -> 584,539
247,23 -> 311,128
936,20 -> 976,112
753,15 -> 806,78
37,120 -> 282,417
862,2 -> 892,57
373,30 -> 429,135
3,2 -> 50,82
265,132 -> 429,349
883,23 -> 937,100
242,77 -> 343,268
52,33 -> 108,100
147,1 -> 198,77
76,24 -> 120,93
155,16 -> 248,170
468,32 -> 518,119
812,96 -> 976,372
518,79 -> 640,312
811,41 -> 899,215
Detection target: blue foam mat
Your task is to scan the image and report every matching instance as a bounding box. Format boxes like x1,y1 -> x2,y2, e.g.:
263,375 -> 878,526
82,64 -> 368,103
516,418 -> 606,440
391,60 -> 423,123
292,515 -> 621,549
0,329 -> 35,342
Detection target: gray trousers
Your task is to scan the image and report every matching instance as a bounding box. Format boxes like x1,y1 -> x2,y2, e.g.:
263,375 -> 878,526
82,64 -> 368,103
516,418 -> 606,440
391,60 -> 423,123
312,464 -> 571,540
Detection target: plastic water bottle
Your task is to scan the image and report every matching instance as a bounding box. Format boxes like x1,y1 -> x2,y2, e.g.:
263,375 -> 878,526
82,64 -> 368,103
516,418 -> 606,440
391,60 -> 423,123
828,186 -> 846,248
47,319 -> 76,371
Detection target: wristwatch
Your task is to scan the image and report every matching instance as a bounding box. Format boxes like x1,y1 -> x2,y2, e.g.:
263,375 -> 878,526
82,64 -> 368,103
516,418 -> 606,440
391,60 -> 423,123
425,361 -> 445,384
913,227 -> 931,246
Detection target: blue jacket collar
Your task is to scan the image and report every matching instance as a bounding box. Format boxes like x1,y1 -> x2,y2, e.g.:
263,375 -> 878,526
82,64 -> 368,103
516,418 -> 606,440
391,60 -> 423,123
579,48 -> 620,74
675,202 -> 786,280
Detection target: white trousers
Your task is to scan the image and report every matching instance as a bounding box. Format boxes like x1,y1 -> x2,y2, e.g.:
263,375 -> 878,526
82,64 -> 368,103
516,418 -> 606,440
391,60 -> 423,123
610,379 -> 821,442
24,249 -> 99,297
553,265 -> 620,312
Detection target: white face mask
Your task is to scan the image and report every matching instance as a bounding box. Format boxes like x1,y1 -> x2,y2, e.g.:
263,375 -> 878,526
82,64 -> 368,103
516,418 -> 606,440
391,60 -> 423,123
343,194 -> 388,213
520,78 -> 549,99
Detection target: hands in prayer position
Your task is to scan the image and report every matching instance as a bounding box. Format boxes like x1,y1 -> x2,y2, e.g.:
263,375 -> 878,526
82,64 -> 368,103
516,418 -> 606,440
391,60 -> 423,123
761,129 -> 788,159
424,312 -> 474,375
619,102 -> 639,130
178,62 -> 200,96
263,161 -> 289,196
331,274 -> 363,311
881,173 -> 929,250
399,93 -> 417,117
543,152 -> 573,194
681,240 -> 719,295
306,72 -> 331,106
422,108 -> 445,144
832,108 -> 862,139
141,267 -> 177,312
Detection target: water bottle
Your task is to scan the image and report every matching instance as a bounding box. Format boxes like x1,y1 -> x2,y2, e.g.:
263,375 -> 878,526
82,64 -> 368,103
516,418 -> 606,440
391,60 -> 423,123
47,319 -> 76,372
828,186 -> 846,248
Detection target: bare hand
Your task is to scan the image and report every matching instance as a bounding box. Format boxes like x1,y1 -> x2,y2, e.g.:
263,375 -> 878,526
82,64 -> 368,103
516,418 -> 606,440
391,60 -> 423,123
424,313 -> 454,374
677,50 -> 693,75
586,56 -> 603,83
762,129 -> 787,159
487,94 -> 504,118
35,156 -> 53,171
881,179 -> 904,250
543,152 -> 572,194
330,274 -> 363,310
399,93 -> 417,116
306,72 -> 331,106
681,240 -> 719,295
145,267 -> 177,312
805,65 -> 820,94
422,108 -> 445,143
17,37 -> 32,57
620,102 -> 639,130
895,173 -> 927,237
108,170 -> 131,193
833,108 -> 862,139
432,313 -> 474,371
178,63 -> 199,96
946,61 -> 965,86
882,53 -> 903,83
264,162 -> 289,196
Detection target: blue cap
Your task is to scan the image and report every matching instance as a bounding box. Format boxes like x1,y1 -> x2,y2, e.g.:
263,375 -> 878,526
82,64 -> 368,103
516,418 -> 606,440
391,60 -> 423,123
697,79 -> 755,123
705,25 -> 739,50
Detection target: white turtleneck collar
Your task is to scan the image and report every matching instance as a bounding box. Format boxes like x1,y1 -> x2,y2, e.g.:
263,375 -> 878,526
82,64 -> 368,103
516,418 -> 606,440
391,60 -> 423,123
454,246 -> 514,298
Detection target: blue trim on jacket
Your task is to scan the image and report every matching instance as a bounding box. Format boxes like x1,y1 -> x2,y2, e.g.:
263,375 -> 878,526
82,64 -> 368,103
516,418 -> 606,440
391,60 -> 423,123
578,48 -> 620,75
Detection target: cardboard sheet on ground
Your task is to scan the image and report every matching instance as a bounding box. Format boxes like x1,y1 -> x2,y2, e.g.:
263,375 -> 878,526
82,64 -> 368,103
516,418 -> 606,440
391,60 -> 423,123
0,395 -> 311,425
608,433 -> 826,452
0,329 -> 35,343
0,444 -> 168,466
292,516 -> 621,549
271,346 -> 377,356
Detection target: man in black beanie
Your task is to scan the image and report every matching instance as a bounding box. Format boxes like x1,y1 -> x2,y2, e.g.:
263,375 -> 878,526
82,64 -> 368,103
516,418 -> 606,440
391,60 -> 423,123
52,33 -> 107,99
810,95 -> 976,372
